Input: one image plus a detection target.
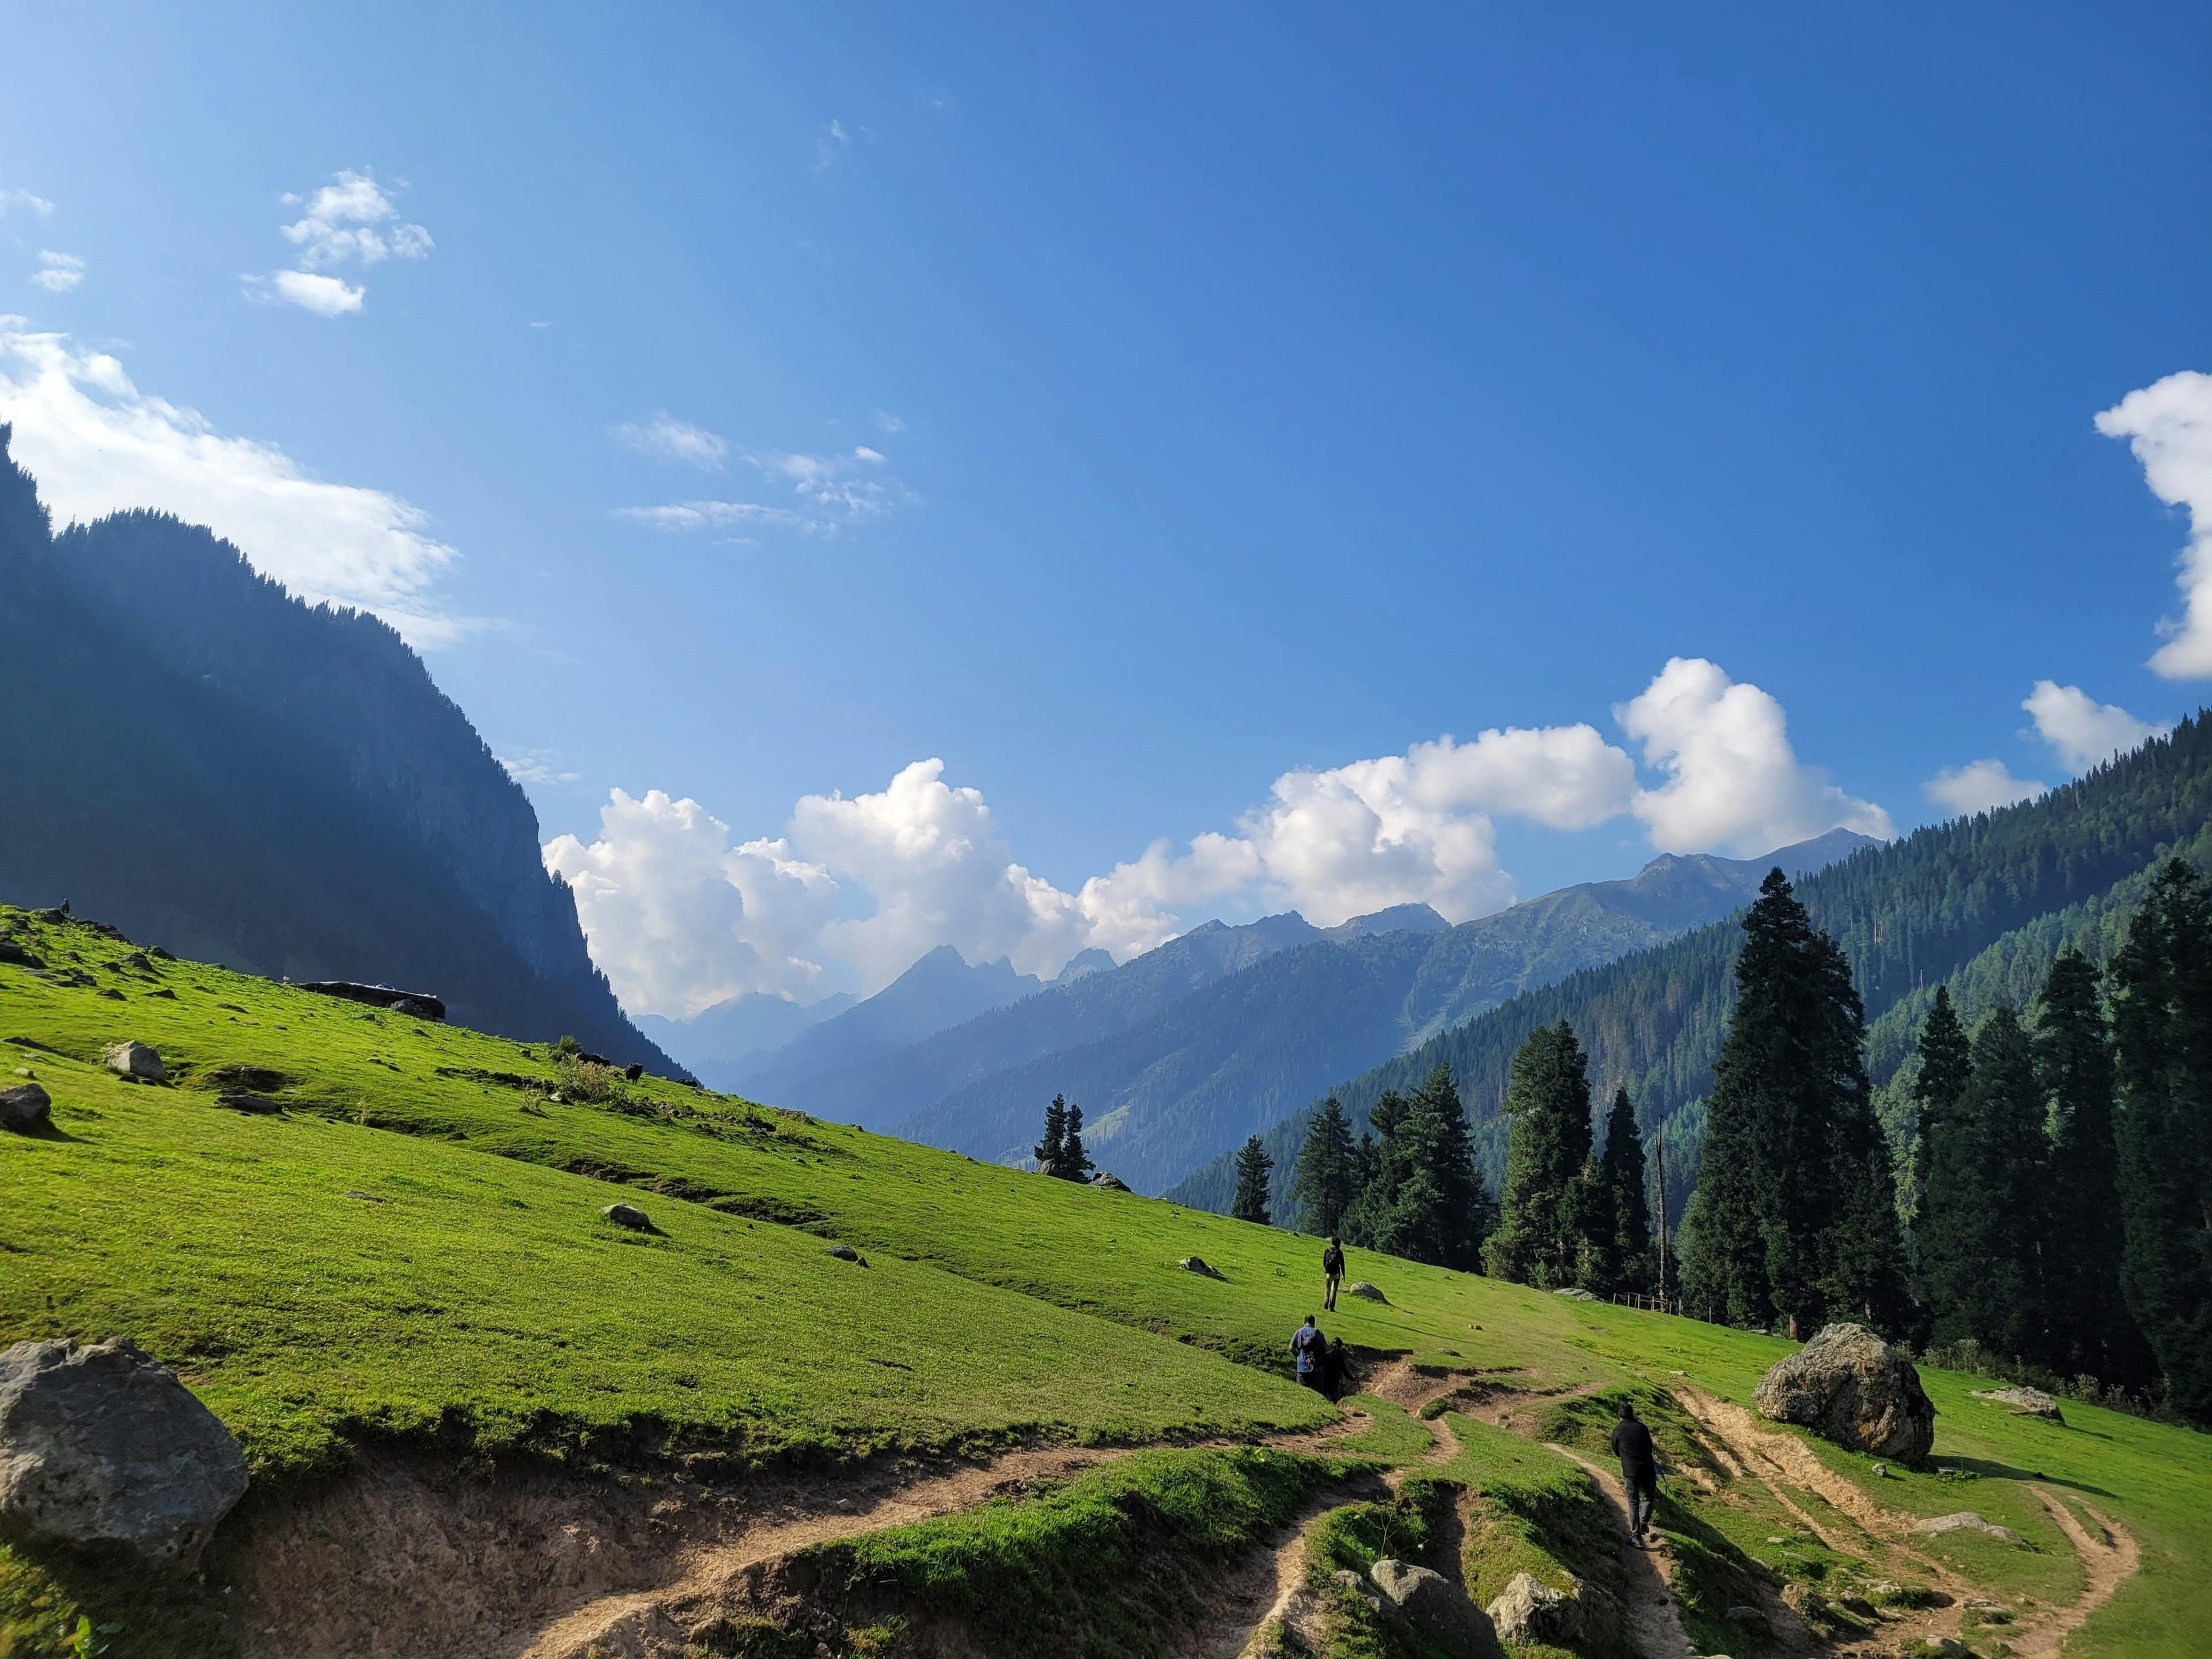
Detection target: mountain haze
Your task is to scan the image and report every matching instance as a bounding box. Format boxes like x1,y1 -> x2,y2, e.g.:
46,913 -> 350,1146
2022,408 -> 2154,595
0,429 -> 673,1070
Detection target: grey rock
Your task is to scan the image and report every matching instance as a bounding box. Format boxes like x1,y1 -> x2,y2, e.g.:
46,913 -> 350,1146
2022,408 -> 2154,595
0,1338 -> 248,1566
1484,1571 -> 1581,1646
101,1041 -> 165,1082
0,1084 -> 51,1132
1972,1385 -> 2063,1421
1552,1286 -> 1600,1301
599,1203 -> 656,1232
825,1243 -> 866,1264
1089,1172 -> 1132,1192
0,941 -> 43,969
1370,1558 -> 1506,1658
1180,1256 -> 1225,1279
1346,1280 -> 1388,1302
1912,1512 -> 2027,1545
214,1091 -> 283,1115
1753,1322 -> 1935,1461
1332,1567 -> 1383,1613
1725,1604 -> 1771,1635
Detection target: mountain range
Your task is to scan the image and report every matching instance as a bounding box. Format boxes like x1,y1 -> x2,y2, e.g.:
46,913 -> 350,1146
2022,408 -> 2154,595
716,827 -> 1873,1195
0,428 -> 673,1071
1167,717 -> 2212,1222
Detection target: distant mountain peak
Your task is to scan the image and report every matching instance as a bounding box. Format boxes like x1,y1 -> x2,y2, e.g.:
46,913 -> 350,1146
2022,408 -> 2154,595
1327,903 -> 1450,938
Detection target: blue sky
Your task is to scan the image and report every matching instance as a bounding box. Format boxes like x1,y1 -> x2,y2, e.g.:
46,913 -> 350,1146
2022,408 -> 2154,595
2,3 -> 2209,1012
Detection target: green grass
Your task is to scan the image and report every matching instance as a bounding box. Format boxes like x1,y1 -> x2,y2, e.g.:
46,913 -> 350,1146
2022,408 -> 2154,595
3,906 -> 2211,1656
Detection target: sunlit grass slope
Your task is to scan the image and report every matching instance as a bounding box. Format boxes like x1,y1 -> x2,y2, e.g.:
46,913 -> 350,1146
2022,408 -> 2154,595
2,905 -> 2209,1656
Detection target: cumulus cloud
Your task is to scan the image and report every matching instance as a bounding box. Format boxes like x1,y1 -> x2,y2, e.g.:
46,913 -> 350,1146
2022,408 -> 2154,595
551,660 -> 1892,1012
0,325 -> 465,645
1925,759 -> 2048,817
2097,371 -> 2212,677
621,443 -> 903,539
247,168 -> 430,317
1618,657 -> 1893,854
546,790 -> 842,1015
2021,680 -> 2164,771
612,412 -> 728,470
29,252 -> 82,293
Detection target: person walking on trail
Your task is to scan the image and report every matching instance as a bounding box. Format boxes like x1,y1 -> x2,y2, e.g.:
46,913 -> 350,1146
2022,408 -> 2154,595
1608,1399 -> 1659,1544
1321,1236 -> 1346,1311
1291,1315 -> 1326,1391
1322,1336 -> 1349,1403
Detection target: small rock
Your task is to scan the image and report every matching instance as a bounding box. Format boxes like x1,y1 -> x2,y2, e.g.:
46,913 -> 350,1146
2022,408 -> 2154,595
0,1084 -> 52,1132
1552,1287 -> 1600,1301
1872,1462 -> 1887,1478
149,946 -> 175,961
1346,1280 -> 1388,1302
1332,1568 -> 1383,1614
1370,1558 -> 1506,1658
0,941 -> 43,969
1180,1256 -> 1225,1279
1912,1512 -> 2027,1545
97,988 -> 125,1001
1972,1385 -> 2064,1421
0,1338 -> 249,1566
1485,1571 -> 1581,1646
600,1203 -> 656,1232
119,952 -> 152,972
102,1041 -> 166,1083
214,1091 -> 283,1115
1753,1321 -> 1934,1462
825,1243 -> 866,1264
1725,1605 -> 1771,1635
1089,1172 -> 1132,1192
343,1191 -> 385,1203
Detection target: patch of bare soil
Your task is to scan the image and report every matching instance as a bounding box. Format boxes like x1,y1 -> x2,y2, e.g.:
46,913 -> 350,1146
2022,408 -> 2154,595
1542,1445 -> 1699,1659
2012,1488 -> 2139,1659
1170,1473 -> 1392,1659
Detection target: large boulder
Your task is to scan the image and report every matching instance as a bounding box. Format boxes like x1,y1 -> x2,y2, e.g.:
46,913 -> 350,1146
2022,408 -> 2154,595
1753,1323 -> 1934,1462
1484,1573 -> 1583,1646
1369,1559 -> 1506,1659
0,1338 -> 248,1567
0,1082 -> 51,1132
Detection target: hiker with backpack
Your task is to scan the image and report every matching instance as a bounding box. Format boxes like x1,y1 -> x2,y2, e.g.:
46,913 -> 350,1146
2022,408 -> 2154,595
1291,1315 -> 1326,1391
1321,1336 -> 1350,1402
1321,1236 -> 1345,1310
1608,1399 -> 1660,1544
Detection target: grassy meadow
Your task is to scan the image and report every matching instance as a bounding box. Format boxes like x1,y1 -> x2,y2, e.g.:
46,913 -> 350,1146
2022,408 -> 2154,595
2,904 -> 2208,1657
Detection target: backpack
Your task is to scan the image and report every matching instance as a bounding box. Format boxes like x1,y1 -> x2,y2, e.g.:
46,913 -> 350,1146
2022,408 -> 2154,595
1323,1244 -> 1344,1275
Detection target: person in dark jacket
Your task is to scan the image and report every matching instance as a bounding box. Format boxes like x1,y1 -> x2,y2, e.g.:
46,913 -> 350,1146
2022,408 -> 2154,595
1291,1316 -> 1325,1390
1321,1337 -> 1349,1402
1608,1399 -> 1658,1543
1321,1237 -> 1346,1310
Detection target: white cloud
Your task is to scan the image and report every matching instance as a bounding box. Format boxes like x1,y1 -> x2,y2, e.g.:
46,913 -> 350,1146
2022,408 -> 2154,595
1618,656 -> 1893,854
244,269 -> 365,316
551,661 -> 1887,1010
0,190 -> 54,218
622,444 -> 902,538
2021,680 -> 2164,771
29,252 -> 82,293
871,410 -> 906,434
497,749 -> 581,787
612,412 -> 728,470
249,168 -> 429,319
1924,759 -> 2049,817
815,119 -> 851,173
0,327 -> 465,645
2097,370 -> 2212,678
546,789 -> 839,1016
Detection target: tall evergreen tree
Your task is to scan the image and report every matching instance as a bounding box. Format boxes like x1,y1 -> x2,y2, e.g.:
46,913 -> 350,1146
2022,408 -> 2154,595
1231,1136 -> 1275,1225
1588,1088 -> 1652,1295
1033,1094 -> 1068,1172
1484,1021 -> 1594,1288
1058,1104 -> 1096,1181
1344,1090 -> 1411,1248
2035,949 -> 2153,1385
2111,859 -> 2212,1421
1908,986 -> 1971,1223
1680,869 -> 1907,1336
1290,1096 -> 1361,1236
1344,1069 -> 1493,1268
1918,1007 -> 2049,1359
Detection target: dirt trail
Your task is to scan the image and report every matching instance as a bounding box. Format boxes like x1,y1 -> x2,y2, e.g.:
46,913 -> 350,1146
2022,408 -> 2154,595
525,1445 -> 1124,1659
1544,1445 -> 1698,1659
2014,1488 -> 2140,1659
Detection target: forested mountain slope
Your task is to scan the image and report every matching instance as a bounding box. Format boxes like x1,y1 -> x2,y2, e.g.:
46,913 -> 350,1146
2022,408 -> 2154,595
1169,718 -> 2212,1219
0,428 -> 670,1069
881,833 -> 1866,1194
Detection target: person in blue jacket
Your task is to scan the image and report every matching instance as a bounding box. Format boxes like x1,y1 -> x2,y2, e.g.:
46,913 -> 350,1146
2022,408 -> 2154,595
1291,1315 -> 1326,1390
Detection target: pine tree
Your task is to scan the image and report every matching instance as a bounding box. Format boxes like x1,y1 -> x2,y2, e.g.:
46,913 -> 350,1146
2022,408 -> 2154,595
2035,949 -> 2153,1385
1389,1065 -> 1494,1270
1033,1094 -> 1068,1172
1908,986 -> 1971,1223
1232,1136 -> 1275,1225
1058,1103 -> 1096,1181
1680,869 -> 1906,1336
2111,860 -> 2212,1421
1919,1007 -> 2048,1359
1590,1088 -> 1652,1295
1290,1096 -> 1360,1236
1344,1090 -> 1411,1249
1484,1021 -> 1594,1288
